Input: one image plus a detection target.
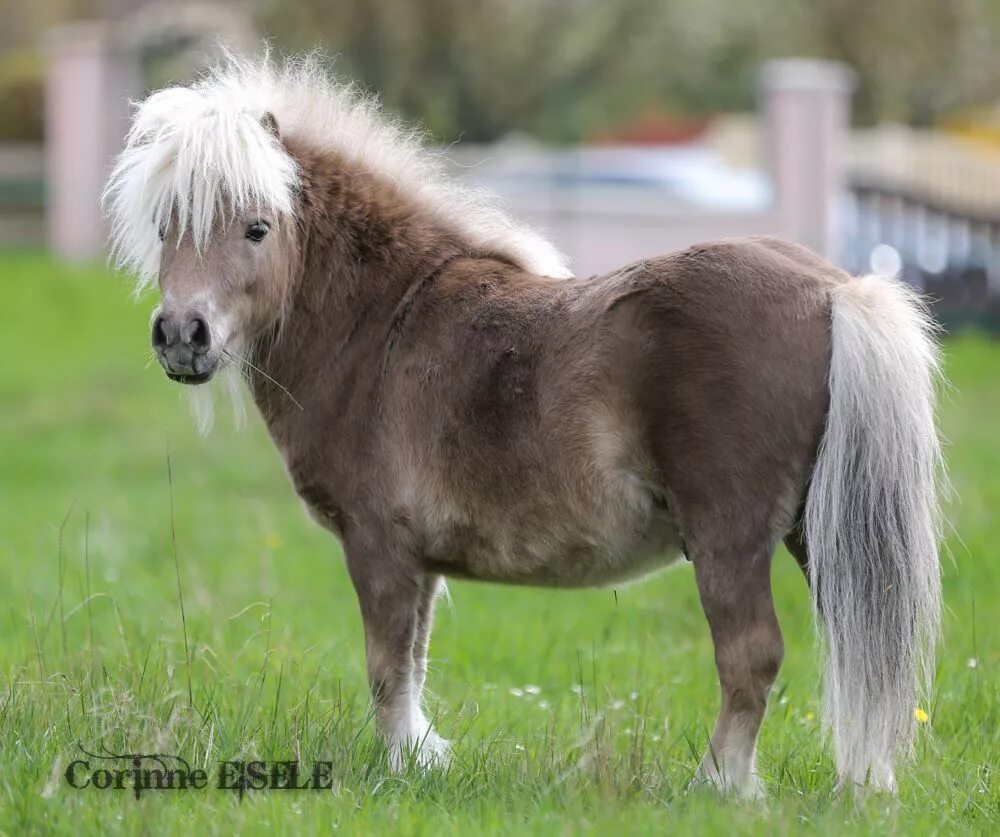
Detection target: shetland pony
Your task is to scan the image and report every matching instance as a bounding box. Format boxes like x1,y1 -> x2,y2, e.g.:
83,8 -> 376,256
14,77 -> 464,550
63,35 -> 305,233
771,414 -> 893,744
104,55 -> 943,797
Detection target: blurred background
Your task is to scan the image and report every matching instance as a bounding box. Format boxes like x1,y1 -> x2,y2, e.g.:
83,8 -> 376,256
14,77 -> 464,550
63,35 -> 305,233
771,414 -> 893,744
3,0 -> 1000,328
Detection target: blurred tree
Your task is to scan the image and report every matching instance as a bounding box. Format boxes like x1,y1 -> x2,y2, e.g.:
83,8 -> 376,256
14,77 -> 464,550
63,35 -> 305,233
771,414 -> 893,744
4,0 -> 1000,144
257,0 -> 667,142
788,0 -> 973,124
256,0 -> 1000,140
0,51 -> 44,143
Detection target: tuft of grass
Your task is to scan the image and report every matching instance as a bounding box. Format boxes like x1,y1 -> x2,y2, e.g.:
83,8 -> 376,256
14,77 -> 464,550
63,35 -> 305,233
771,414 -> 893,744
0,251 -> 997,834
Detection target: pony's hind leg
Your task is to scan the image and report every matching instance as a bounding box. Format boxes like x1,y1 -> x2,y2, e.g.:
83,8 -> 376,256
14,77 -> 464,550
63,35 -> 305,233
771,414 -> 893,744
693,543 -> 783,798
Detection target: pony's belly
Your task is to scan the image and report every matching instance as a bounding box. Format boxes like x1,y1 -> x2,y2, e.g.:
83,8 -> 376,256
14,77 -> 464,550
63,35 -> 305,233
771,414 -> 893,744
421,499 -> 685,588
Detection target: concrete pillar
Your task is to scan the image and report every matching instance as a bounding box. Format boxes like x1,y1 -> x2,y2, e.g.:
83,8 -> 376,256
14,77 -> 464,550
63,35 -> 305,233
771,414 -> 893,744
760,59 -> 855,260
45,23 -> 139,262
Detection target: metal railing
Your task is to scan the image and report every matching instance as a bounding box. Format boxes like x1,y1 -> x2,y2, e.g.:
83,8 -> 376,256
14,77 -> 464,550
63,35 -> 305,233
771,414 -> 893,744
844,177 -> 1000,333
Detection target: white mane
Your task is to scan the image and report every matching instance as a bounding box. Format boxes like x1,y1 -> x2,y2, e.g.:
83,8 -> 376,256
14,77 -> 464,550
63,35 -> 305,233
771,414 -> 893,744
104,52 -> 571,290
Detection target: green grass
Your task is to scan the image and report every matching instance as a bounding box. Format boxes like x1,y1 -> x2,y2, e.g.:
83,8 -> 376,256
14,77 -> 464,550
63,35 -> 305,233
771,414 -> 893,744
0,251 -> 996,834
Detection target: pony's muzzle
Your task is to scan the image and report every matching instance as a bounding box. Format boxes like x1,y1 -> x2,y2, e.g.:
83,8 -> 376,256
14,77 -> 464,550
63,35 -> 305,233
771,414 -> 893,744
152,310 -> 216,384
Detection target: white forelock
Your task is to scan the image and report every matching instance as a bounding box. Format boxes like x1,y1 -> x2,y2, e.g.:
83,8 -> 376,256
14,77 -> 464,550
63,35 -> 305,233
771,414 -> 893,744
104,52 -> 571,290
104,67 -> 298,290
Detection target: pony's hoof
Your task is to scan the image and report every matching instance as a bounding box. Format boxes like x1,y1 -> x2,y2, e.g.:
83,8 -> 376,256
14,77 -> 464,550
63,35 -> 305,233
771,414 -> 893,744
691,766 -> 766,800
388,730 -> 452,773
834,768 -> 897,801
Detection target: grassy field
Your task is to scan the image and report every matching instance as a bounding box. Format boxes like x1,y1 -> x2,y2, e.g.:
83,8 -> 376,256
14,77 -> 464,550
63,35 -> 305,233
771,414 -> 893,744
0,251 -> 997,834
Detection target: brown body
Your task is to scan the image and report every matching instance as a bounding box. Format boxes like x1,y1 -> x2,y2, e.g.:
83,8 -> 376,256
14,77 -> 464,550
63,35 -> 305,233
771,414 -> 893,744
258,233 -> 836,593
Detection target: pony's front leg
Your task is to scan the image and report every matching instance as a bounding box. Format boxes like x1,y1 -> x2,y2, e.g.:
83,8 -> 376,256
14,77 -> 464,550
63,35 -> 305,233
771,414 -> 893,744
346,549 -> 450,772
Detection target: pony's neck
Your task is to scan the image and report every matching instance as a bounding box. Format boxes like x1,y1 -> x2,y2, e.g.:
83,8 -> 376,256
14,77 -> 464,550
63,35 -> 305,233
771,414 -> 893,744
248,141 -> 464,423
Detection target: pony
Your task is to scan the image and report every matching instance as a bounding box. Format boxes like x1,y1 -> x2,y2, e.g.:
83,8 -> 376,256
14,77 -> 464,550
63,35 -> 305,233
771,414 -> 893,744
104,54 -> 943,797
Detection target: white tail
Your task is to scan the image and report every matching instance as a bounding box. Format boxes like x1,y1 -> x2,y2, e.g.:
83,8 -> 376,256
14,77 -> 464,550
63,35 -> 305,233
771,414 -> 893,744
803,274 -> 943,791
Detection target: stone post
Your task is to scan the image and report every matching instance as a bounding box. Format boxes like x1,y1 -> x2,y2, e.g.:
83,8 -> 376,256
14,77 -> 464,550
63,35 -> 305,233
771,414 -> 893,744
760,59 -> 855,260
45,23 -> 139,261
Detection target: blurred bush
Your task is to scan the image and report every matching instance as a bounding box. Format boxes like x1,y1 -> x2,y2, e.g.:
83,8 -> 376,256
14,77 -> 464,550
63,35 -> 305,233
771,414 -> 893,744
0,50 -> 43,143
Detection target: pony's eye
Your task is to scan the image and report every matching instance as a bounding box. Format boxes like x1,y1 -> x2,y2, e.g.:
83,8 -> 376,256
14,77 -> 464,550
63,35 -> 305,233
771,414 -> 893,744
246,221 -> 270,242
157,225 -> 165,242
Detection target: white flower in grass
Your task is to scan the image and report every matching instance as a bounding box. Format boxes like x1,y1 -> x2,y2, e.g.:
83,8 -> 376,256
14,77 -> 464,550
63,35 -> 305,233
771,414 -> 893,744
509,687 -> 524,697
967,658 -> 978,669
524,684 -> 541,695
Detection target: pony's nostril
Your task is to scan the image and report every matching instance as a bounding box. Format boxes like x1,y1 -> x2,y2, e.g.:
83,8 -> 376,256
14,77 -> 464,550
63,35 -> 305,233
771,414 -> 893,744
151,315 -> 170,350
187,316 -> 211,353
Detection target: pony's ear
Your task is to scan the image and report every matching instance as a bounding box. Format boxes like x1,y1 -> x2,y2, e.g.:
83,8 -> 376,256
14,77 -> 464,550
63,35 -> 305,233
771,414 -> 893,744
260,111 -> 280,139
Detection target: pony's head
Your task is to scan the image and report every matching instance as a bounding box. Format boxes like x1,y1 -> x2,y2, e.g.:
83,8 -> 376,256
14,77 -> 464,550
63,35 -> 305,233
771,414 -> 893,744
150,153 -> 298,384
104,63 -> 300,385
104,53 -> 571,408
